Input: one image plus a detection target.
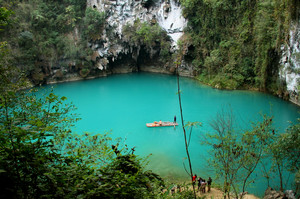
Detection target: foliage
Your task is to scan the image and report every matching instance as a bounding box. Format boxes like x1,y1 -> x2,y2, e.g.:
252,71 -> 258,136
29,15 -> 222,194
1,0 -> 297,90
123,19 -> 172,59
0,6 -> 13,31
0,35 -> 165,198
205,108 -> 275,198
267,119 -> 300,191
240,115 -> 275,194
0,87 -> 76,198
82,7 -> 105,40
0,1 -> 96,84
276,119 -> 300,173
180,0 -> 299,91
97,154 -> 165,198
0,87 -> 165,198
197,73 -> 241,90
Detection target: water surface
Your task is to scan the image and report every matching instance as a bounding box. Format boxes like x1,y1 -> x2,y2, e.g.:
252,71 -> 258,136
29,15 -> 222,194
41,73 -> 299,196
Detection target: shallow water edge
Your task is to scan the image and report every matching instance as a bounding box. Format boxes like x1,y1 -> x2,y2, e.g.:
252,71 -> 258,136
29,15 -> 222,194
43,70 -> 300,107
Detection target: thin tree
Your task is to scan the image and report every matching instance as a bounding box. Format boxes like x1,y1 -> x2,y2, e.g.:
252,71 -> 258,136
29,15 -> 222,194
240,115 -> 274,197
206,107 -> 275,199
175,59 -> 197,199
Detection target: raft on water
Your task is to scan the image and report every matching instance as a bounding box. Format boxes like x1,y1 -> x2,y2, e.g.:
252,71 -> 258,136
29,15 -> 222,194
146,121 -> 178,127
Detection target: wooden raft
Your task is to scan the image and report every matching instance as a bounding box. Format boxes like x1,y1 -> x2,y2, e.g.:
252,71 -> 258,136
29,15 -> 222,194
146,121 -> 178,127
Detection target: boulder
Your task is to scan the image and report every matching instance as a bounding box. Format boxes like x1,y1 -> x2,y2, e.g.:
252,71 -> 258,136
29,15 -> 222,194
263,187 -> 284,199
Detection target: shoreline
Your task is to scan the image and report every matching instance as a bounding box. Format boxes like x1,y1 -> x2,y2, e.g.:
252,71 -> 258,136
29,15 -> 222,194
163,179 -> 260,199
41,70 -> 300,107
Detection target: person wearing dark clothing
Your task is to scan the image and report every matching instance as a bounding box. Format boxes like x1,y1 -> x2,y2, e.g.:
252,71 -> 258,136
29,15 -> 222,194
207,177 -> 212,192
174,115 -> 176,123
197,177 -> 202,191
200,179 -> 206,193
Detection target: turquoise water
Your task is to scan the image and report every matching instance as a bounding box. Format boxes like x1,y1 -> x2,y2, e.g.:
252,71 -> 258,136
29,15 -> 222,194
41,73 -> 299,196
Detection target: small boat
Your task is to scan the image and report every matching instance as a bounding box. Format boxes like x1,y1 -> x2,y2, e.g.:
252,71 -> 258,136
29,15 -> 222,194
146,121 -> 178,127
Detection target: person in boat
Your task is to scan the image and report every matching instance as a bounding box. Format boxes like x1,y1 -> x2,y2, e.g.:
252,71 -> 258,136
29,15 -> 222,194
174,115 -> 176,123
158,120 -> 162,126
153,121 -> 162,126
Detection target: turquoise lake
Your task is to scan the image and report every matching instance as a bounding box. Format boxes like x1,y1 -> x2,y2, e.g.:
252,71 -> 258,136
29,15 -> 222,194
41,72 -> 299,197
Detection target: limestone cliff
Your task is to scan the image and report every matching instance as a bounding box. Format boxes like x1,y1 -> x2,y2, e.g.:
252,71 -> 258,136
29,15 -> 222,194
84,0 -> 190,74
280,19 -> 300,104
45,0 -> 299,105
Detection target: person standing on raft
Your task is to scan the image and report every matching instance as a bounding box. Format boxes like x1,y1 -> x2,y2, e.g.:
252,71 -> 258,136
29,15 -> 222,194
173,115 -> 177,128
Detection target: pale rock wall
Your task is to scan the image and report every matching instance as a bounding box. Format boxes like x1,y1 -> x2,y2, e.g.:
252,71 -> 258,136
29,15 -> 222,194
279,19 -> 300,104
87,0 -> 188,74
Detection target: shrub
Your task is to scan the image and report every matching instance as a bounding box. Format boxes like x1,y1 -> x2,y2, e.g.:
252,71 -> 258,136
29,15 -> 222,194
83,7 -> 105,40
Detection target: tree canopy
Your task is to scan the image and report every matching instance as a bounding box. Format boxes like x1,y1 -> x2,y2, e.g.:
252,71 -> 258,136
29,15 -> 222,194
179,0 -> 299,92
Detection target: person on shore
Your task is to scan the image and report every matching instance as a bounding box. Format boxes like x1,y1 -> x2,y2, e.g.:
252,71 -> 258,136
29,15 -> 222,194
200,178 -> 206,193
192,174 -> 197,186
207,177 -> 212,192
197,177 -> 203,191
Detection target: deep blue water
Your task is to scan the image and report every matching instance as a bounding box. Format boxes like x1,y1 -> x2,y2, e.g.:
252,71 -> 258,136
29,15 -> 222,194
40,73 -> 299,196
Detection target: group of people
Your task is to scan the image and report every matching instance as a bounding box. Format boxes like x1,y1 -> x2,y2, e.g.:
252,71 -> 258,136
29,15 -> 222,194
192,175 -> 212,193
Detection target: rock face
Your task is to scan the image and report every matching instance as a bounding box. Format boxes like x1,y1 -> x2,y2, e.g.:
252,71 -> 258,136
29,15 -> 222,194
280,19 -> 300,104
88,0 -> 186,46
45,0 -> 299,105
263,187 -> 296,199
264,187 -> 283,199
43,0 -> 194,85
84,0 -> 190,76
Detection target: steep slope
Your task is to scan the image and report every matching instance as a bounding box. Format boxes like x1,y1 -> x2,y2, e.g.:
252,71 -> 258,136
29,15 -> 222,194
280,20 -> 300,99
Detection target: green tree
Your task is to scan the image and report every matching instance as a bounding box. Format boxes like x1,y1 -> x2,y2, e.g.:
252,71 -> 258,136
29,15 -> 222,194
0,88 -> 78,198
122,19 -> 171,60
180,0 -> 299,91
205,108 -> 274,199
0,21 -> 165,197
82,7 -> 105,40
267,119 -> 300,192
0,6 -> 13,31
240,116 -> 274,195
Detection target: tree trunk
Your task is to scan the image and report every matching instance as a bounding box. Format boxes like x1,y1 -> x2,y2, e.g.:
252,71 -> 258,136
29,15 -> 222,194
176,63 -> 197,199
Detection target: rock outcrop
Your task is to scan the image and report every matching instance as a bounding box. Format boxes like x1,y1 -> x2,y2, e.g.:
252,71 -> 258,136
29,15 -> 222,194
83,0 -> 190,76
263,187 -> 296,199
280,19 -> 300,104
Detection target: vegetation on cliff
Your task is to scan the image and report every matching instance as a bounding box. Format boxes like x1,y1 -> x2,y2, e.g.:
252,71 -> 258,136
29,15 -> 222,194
123,19 -> 172,60
0,0 -> 104,84
1,0 -> 299,92
0,0 -> 173,84
179,0 -> 300,92
0,2 -> 299,198
0,40 -> 167,198
204,108 -> 300,198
